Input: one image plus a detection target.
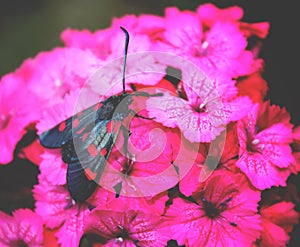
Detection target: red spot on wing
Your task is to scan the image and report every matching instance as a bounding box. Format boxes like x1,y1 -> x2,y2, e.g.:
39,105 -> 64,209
84,168 -> 97,181
94,103 -> 103,111
76,127 -> 86,134
58,122 -> 66,132
100,147 -> 107,157
82,132 -> 89,141
106,121 -> 113,133
73,118 -> 80,128
77,111 -> 83,117
87,144 -> 98,157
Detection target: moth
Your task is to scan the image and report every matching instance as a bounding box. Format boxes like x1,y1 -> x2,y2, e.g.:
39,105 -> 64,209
39,27 -> 162,202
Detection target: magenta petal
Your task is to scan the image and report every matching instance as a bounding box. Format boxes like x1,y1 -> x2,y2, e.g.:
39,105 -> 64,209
0,209 -> 43,246
13,209 -> 44,246
0,211 -> 17,245
236,152 -> 291,189
39,150 -> 67,185
85,209 -> 169,247
56,208 -> 90,247
33,176 -> 70,228
164,8 -> 203,49
255,124 -> 294,168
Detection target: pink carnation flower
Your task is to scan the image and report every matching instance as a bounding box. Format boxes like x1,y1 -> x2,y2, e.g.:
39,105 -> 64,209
236,101 -> 295,189
0,209 -> 43,247
156,7 -> 256,77
0,74 -> 39,164
15,47 -> 102,106
147,71 -> 252,143
84,208 -> 170,247
165,170 -> 261,246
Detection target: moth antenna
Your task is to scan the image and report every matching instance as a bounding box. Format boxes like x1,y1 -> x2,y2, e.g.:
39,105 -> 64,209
120,26 -> 130,93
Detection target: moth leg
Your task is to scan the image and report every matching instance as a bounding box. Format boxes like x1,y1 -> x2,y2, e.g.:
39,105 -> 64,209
134,113 -> 155,120
128,109 -> 155,121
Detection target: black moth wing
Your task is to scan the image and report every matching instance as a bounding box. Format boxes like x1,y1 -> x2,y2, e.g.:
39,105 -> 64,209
38,102 -> 103,148
64,118 -> 123,202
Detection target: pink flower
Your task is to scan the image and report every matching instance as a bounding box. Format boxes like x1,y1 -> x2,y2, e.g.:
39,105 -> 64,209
61,14 -> 165,54
61,28 -> 112,59
147,71 -> 252,143
165,170 -> 261,246
84,208 -> 170,247
156,7 -> 256,77
15,47 -> 102,106
33,174 -> 92,247
236,101 -> 295,189
0,209 -> 43,247
38,150 -> 67,185
256,202 -> 299,246
0,74 -> 39,164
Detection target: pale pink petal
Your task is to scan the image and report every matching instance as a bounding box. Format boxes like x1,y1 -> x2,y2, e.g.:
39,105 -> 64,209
147,91 -> 225,142
146,91 -> 187,128
220,96 -> 253,122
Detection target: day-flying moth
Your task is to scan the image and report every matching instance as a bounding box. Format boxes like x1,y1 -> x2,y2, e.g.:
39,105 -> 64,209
39,27 -> 162,202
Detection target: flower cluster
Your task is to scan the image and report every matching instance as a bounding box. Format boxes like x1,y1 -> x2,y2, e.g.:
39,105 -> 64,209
0,3 -> 299,247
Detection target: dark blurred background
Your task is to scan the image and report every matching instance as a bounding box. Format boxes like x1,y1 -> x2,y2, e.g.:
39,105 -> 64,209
0,0 -> 299,246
